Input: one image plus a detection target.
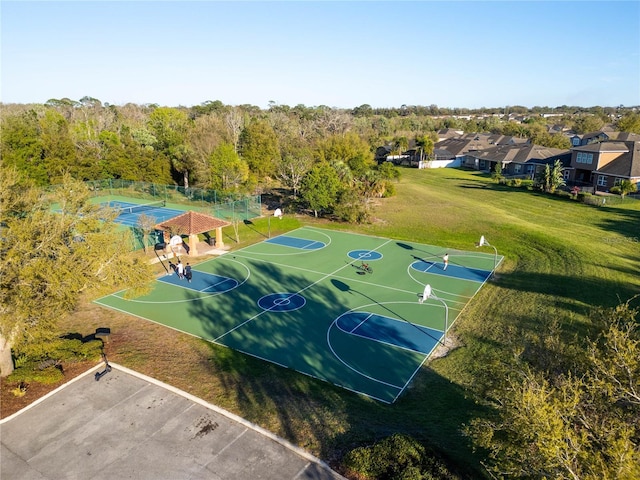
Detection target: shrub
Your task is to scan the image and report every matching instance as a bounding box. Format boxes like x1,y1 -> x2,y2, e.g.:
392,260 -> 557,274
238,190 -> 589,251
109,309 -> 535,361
7,362 -> 65,384
8,337 -> 103,385
382,181 -> 396,198
508,178 -> 523,187
577,191 -> 592,203
609,186 -> 621,195
342,433 -> 458,480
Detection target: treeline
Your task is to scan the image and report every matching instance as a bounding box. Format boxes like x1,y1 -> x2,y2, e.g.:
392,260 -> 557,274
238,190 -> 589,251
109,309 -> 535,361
2,97 -> 638,221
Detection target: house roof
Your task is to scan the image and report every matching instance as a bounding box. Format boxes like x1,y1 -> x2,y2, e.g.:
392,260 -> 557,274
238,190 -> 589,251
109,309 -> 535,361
615,132 -> 640,142
466,143 -> 570,165
434,136 -> 495,157
595,141 -> 640,178
437,128 -> 464,138
155,211 -> 230,235
572,141 -> 629,153
581,131 -> 609,140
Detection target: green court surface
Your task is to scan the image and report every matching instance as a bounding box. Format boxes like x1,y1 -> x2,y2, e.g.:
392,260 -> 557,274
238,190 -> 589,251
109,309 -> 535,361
95,227 -> 503,403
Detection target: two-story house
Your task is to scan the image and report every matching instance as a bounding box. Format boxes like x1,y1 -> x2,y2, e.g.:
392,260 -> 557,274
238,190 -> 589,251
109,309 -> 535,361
569,131 -> 610,147
566,139 -> 640,191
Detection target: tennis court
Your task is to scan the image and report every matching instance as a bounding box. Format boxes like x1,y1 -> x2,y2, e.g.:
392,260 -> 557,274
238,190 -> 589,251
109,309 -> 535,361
95,227 -> 503,403
103,200 -> 186,226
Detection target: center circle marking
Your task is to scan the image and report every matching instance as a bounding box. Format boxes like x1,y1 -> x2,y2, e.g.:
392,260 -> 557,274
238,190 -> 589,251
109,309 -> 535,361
258,293 -> 306,312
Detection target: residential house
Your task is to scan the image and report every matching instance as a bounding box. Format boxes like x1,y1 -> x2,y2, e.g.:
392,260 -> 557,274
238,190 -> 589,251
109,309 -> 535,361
567,139 -> 640,192
436,128 -> 464,141
376,140 -> 423,167
423,133 -> 524,169
463,144 -> 571,179
375,145 -> 393,163
569,131 -> 610,147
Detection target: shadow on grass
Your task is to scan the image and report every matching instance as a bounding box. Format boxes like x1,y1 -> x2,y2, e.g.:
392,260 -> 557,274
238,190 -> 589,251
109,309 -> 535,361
179,260 -> 486,478
499,270 -> 639,313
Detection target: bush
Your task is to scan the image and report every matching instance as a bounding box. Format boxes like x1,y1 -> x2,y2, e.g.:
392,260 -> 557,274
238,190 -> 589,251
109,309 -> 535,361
7,362 -> 65,384
342,433 -> 458,480
609,186 -> 622,195
8,337 -> 103,385
507,178 -> 522,187
382,181 -> 396,198
577,191 -> 592,202
16,337 -> 103,363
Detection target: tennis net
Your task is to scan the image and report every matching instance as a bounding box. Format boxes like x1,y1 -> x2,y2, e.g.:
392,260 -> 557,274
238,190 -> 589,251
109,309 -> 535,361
115,200 -> 166,215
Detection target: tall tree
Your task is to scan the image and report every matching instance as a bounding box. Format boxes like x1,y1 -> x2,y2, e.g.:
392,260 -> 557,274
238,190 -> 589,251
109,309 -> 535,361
188,114 -> 228,187
0,110 -> 46,185
147,107 -> 193,187
239,119 -> 280,179
39,109 -> 77,183
0,168 -> 155,376
277,150 -> 313,198
616,112 -> 640,134
317,132 -> 374,178
209,142 -> 249,192
300,162 -> 342,217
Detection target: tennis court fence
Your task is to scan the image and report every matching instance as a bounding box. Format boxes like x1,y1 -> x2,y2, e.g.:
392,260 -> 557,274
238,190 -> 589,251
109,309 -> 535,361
82,179 -> 261,222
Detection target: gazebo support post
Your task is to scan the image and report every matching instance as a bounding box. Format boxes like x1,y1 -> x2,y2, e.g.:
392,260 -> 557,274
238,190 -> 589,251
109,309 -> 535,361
188,233 -> 199,257
215,227 -> 224,249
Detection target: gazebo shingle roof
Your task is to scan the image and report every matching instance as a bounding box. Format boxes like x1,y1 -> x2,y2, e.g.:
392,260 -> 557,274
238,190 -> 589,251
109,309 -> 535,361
155,211 -> 230,234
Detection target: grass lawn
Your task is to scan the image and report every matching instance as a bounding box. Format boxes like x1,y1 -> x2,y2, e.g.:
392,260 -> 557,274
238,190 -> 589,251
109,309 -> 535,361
5,167 -> 640,478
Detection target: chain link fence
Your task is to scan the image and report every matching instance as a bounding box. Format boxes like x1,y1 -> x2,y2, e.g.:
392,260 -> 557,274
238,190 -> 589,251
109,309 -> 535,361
84,179 -> 261,221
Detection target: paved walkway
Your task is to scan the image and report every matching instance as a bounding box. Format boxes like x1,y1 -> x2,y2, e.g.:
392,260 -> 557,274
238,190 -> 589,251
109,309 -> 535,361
1,364 -> 346,480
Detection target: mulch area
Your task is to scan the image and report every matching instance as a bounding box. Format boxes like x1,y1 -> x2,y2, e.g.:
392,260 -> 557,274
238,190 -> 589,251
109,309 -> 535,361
0,360 -> 98,419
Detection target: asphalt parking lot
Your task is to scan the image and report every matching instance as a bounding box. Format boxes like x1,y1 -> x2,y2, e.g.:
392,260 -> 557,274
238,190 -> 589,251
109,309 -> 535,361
1,363 -> 346,480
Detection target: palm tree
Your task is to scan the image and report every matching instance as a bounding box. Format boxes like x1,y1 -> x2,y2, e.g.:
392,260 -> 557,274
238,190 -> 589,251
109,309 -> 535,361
619,180 -> 638,198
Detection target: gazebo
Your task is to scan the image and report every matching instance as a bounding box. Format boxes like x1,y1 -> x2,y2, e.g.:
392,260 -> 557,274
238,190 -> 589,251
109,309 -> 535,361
155,211 -> 231,257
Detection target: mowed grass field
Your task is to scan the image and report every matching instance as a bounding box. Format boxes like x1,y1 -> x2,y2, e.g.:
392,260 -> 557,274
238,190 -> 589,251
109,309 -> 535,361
59,168 -> 640,478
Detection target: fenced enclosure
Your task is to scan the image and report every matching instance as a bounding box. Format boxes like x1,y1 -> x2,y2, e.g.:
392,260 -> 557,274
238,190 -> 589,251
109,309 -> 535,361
83,179 -> 262,222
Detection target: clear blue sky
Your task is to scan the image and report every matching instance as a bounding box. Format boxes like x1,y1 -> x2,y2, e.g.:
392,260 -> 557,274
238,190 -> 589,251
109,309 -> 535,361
2,1 -> 639,109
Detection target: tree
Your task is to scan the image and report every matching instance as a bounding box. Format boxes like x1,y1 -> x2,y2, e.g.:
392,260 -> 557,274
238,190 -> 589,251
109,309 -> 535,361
572,114 -> 605,134
0,110 -> 46,185
0,168 -> 155,376
467,299 -> 640,479
618,180 -> 638,198
147,107 -> 194,187
492,161 -> 504,182
277,150 -> 313,199
538,159 -> 566,193
136,213 -> 159,253
616,112 -> 640,134
238,120 -> 280,179
225,107 -> 244,153
415,134 -> 435,161
188,114 -> 228,187
39,109 -> 77,183
300,162 -> 342,217
317,132 -> 374,178
209,142 -> 249,192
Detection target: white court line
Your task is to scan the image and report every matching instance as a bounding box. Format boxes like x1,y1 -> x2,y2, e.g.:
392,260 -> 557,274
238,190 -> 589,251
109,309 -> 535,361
214,238 -> 394,342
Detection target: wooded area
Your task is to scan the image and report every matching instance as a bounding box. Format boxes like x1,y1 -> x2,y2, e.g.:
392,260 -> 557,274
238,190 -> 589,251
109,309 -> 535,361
1,99 -> 639,479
